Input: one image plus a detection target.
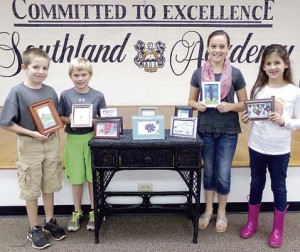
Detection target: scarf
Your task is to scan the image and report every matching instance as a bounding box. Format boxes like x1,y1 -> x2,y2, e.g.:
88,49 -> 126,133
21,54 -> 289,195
201,59 -> 232,99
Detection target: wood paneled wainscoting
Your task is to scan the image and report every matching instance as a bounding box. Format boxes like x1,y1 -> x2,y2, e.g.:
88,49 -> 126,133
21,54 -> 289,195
1,106 -> 300,169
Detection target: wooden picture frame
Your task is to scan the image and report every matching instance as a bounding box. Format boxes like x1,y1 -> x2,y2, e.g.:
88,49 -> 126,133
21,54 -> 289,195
71,104 -> 93,128
174,106 -> 193,118
170,116 -> 198,139
138,107 -> 157,117
245,97 -> 275,120
28,98 -> 63,135
132,115 -> 165,140
100,116 -> 123,135
202,81 -> 221,107
94,119 -> 120,139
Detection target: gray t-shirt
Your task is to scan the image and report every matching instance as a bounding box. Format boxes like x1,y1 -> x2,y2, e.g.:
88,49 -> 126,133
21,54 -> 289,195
190,66 -> 246,134
0,83 -> 59,132
58,87 -> 106,134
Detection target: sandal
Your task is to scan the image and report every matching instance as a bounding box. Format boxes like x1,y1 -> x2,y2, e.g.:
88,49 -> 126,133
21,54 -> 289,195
215,215 -> 228,233
198,213 -> 212,229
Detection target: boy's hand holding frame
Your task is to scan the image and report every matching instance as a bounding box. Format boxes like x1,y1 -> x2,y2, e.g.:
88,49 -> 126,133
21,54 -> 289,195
28,98 -> 64,135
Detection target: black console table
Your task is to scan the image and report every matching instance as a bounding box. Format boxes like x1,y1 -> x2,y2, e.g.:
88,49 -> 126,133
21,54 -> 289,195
89,130 -> 203,244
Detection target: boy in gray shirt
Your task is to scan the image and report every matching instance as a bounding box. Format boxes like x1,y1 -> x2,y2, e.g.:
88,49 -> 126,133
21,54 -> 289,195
58,57 -> 106,232
0,48 -> 66,249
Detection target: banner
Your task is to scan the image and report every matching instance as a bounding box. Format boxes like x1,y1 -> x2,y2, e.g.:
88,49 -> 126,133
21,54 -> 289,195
0,0 -> 299,105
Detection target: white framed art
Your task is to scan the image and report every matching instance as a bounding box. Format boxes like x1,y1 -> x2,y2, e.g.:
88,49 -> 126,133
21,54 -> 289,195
170,116 -> 197,139
202,81 -> 221,107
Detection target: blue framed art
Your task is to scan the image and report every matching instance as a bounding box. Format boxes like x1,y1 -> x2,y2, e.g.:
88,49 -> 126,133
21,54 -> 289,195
132,115 -> 165,140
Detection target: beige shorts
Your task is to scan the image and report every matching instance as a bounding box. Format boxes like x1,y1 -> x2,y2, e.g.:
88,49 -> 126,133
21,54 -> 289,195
16,132 -> 62,200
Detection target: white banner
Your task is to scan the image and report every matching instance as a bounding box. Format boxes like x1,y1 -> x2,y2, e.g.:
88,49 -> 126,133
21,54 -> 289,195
0,0 -> 299,106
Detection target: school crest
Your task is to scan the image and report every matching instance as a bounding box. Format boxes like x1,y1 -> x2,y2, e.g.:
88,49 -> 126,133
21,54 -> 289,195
134,40 -> 166,73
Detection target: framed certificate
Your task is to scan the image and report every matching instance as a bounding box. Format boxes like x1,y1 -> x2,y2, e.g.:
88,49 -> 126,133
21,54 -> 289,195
100,108 -> 117,117
28,98 -> 63,135
94,119 -> 120,139
245,97 -> 275,120
71,104 -> 93,128
202,81 -> 221,107
132,115 -> 165,140
170,116 -> 198,139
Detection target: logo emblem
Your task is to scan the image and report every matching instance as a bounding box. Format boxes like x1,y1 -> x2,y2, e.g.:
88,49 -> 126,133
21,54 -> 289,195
134,40 -> 166,73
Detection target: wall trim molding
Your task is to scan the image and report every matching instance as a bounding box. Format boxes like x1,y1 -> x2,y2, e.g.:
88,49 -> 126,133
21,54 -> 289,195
1,202 -> 300,216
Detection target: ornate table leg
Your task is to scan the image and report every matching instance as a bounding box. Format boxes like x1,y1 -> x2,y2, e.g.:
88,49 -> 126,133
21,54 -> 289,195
193,168 -> 201,244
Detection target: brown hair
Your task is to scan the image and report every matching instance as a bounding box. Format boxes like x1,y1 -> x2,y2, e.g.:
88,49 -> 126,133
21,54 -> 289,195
207,30 -> 230,47
250,44 -> 293,98
22,48 -> 50,67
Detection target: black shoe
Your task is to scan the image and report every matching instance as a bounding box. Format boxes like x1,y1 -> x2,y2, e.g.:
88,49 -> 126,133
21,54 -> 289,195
27,225 -> 50,250
43,218 -> 66,241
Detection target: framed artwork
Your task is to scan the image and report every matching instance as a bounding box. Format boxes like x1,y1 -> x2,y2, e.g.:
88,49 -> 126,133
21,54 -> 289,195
100,116 -> 123,134
100,108 -> 117,117
245,97 -> 275,120
174,106 -> 193,118
28,98 -> 63,135
94,119 -> 120,139
132,115 -> 165,140
170,116 -> 198,139
138,107 -> 157,117
71,104 -> 93,128
202,81 -> 221,107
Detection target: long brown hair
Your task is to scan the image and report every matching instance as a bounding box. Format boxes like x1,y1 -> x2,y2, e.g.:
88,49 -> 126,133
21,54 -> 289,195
250,44 -> 293,98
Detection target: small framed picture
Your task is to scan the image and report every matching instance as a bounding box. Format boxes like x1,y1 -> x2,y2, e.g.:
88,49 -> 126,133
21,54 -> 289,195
100,108 -> 117,117
170,116 -> 198,139
202,81 -> 221,107
100,116 -> 123,135
132,115 -> 165,140
28,98 -> 64,135
94,119 -> 120,139
139,107 -> 157,117
71,104 -> 93,128
174,106 -> 193,118
245,97 -> 275,120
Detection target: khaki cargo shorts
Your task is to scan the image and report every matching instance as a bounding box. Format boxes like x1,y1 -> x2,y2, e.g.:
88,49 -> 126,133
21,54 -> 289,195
16,133 -> 62,200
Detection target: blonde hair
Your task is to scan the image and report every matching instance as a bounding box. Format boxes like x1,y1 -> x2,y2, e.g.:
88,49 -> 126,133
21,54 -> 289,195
22,48 -> 50,67
69,57 -> 93,76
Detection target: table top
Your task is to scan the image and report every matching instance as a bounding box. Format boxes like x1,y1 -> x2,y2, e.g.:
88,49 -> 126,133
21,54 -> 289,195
89,129 -> 202,149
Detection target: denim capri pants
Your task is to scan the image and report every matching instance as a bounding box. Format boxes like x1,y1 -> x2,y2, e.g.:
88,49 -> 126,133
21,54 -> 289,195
200,132 -> 238,195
